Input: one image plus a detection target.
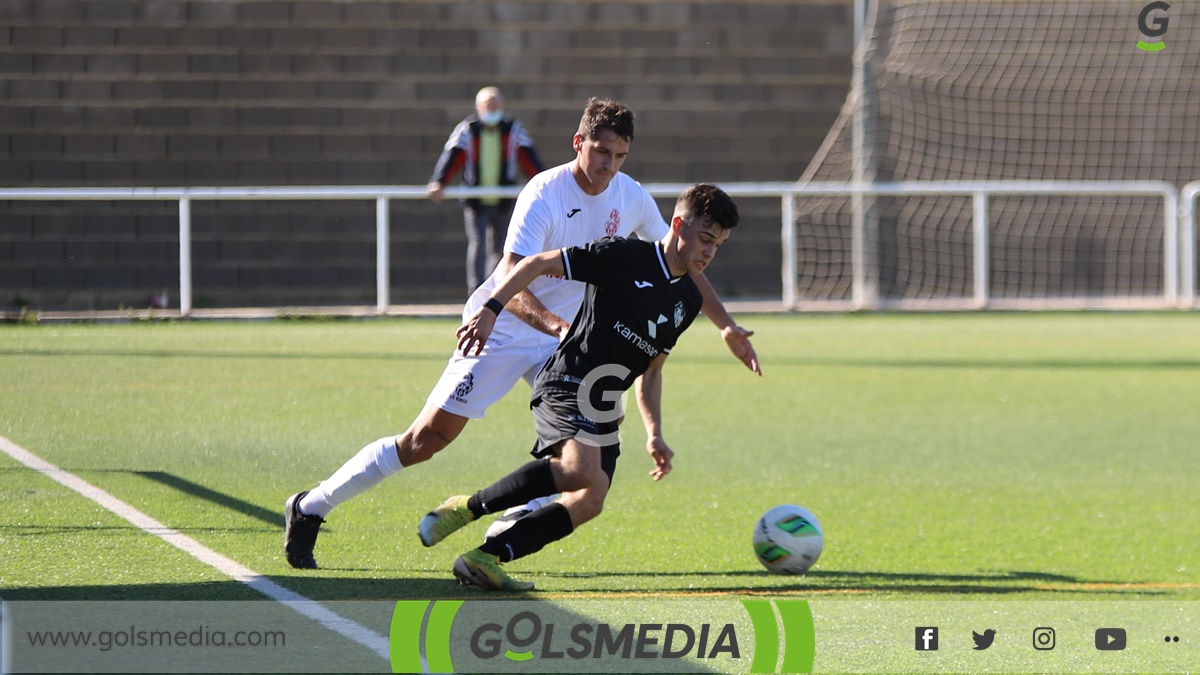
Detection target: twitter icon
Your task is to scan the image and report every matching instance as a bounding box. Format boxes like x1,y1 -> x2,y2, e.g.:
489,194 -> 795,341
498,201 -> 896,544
972,629 -> 997,650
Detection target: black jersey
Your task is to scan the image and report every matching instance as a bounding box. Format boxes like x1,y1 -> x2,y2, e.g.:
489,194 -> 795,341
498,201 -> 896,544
533,236 -> 703,404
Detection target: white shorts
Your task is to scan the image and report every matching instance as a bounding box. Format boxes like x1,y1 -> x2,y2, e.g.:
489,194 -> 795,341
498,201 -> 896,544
427,331 -> 631,421
427,331 -> 559,419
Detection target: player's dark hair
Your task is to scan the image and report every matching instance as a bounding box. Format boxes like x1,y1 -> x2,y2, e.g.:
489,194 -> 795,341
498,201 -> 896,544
578,97 -> 635,142
677,183 -> 740,230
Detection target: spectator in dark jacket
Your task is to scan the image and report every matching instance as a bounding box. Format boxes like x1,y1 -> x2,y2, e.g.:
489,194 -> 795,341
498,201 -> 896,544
427,87 -> 545,292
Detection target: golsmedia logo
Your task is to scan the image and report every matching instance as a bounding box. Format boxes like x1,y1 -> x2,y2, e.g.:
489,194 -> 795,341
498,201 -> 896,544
469,610 -> 739,662
1137,1 -> 1170,51
390,599 -> 815,673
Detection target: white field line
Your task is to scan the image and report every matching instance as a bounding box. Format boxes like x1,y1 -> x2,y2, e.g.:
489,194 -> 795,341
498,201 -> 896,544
0,436 -> 390,664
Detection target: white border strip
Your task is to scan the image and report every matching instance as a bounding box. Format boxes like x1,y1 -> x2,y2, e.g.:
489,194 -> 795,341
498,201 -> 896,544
0,436 -> 389,663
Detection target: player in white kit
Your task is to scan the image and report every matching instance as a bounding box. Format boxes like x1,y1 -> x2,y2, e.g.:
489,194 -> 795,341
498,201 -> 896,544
283,98 -> 760,569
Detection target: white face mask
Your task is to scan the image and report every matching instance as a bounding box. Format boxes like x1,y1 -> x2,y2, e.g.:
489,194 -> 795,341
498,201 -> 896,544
480,110 -> 504,126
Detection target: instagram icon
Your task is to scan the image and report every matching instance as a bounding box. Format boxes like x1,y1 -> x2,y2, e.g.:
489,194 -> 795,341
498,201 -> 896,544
1033,627 -> 1056,650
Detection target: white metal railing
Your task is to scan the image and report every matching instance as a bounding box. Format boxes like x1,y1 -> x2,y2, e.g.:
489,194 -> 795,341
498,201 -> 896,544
0,181 -> 1186,314
785,181 -> 1181,310
0,184 -> 493,316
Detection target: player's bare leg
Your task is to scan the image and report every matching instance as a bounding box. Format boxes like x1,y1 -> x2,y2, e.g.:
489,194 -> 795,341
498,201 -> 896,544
286,405 -> 469,568
396,405 -> 470,466
554,481 -> 608,528
447,440 -> 610,590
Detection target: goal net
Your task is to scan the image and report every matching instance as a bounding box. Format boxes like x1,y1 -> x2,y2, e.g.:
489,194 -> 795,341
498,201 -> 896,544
794,0 -> 1196,309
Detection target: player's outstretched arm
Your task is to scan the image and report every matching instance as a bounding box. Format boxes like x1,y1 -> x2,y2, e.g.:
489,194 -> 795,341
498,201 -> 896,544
456,250 -> 567,355
635,355 -> 674,481
493,252 -> 572,341
691,272 -> 762,376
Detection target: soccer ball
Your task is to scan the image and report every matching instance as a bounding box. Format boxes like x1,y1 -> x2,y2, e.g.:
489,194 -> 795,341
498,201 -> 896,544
753,504 -> 824,575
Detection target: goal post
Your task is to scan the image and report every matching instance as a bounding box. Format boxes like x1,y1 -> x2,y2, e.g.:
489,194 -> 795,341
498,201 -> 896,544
798,0 -> 1196,311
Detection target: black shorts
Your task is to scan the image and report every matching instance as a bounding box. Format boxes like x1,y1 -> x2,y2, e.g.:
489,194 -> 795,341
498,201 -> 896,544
530,389 -> 620,482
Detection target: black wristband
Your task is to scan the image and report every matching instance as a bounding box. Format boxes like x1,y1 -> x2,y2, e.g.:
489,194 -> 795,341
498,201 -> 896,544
484,297 -> 504,315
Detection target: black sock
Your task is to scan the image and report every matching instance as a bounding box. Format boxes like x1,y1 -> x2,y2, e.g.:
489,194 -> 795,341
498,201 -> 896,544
466,458 -> 557,517
479,503 -> 574,562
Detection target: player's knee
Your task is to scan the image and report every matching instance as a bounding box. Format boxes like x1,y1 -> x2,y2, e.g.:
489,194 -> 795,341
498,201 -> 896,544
565,489 -> 606,525
398,409 -> 469,466
556,461 -> 606,492
579,494 -> 604,521
572,504 -> 602,526
398,426 -> 453,465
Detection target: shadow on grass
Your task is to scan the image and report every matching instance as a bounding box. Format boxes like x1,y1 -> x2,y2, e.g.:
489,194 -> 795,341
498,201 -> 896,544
0,577 -> 516,602
9,348 -> 1200,371
548,569 -> 1080,583
0,524 -> 276,536
0,348 -> 448,363
676,353 -> 1200,371
3,562 -> 1180,603
135,471 -> 279,527
536,568 -> 1171,597
8,467 -> 288,530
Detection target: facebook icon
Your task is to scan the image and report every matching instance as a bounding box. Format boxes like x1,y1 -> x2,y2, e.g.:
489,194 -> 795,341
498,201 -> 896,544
916,627 -> 939,651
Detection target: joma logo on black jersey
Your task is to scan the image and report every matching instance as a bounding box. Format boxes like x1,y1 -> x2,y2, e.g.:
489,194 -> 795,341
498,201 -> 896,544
613,321 -> 659,357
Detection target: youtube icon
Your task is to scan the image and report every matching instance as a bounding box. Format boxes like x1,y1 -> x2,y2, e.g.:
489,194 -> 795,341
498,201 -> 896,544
1095,628 -> 1127,651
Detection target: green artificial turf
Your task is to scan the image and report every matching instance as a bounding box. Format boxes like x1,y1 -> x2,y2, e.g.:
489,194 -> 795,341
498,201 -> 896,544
3,314 -> 1198,604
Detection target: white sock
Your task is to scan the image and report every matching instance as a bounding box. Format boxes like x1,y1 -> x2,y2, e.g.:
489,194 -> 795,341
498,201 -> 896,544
299,437 -> 403,518
500,494 -> 562,518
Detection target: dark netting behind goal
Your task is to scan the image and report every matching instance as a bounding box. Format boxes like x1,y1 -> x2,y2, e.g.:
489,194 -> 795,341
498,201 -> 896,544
795,0 -> 1200,308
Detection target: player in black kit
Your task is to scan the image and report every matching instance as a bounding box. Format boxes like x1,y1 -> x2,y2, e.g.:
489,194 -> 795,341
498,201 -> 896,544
417,183 -> 740,591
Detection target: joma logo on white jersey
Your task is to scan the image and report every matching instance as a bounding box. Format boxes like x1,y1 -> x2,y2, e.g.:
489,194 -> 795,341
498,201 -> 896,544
612,321 -> 659,357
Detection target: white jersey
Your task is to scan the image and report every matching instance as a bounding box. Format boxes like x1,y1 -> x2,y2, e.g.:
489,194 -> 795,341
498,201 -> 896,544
463,162 -> 669,343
